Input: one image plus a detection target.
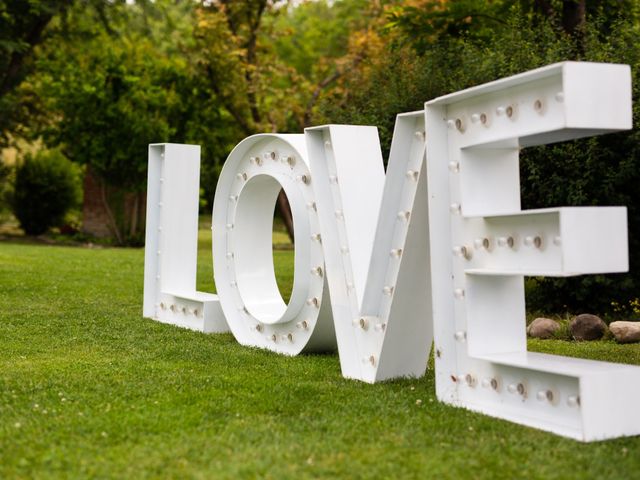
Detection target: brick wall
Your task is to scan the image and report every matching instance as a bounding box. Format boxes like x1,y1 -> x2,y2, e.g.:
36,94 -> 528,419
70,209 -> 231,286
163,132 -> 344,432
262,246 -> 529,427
82,167 -> 146,241
82,167 -> 112,238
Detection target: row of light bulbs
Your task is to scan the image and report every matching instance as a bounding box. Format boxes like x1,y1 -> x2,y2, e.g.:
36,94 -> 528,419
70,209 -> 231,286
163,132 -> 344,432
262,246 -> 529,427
451,234 -> 555,259
158,302 -> 203,318
446,92 -> 564,133
455,372 -> 581,407
154,151 -> 167,287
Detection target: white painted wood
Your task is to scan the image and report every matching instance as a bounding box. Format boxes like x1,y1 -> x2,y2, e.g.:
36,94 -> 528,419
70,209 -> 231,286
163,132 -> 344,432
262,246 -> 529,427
425,61 -> 640,441
143,62 -> 640,441
212,134 -> 336,354
306,112 -> 433,382
143,143 -> 228,333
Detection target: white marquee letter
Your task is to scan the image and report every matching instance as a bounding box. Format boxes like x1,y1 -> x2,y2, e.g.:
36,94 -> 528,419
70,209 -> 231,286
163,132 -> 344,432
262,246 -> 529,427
143,143 -> 227,333
142,62 -> 640,441
305,112 -> 433,382
212,134 -> 336,353
425,61 -> 640,441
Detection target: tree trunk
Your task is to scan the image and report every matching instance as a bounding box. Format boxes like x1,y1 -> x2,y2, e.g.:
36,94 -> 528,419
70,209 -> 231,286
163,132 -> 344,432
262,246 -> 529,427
533,0 -> 555,19
562,0 -> 586,36
562,0 -> 586,55
100,182 -> 123,245
276,190 -> 294,244
129,192 -> 139,238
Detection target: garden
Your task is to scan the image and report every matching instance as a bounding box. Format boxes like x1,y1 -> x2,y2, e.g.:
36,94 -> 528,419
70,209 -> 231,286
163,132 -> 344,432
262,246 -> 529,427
2,0 -> 640,478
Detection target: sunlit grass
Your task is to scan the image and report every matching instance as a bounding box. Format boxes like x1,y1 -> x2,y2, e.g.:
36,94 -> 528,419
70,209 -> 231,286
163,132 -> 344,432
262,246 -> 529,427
196,215 -> 294,300
1,222 -> 639,479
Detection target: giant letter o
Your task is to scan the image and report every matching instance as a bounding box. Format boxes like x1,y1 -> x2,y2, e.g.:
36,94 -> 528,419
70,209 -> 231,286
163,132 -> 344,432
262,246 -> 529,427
213,134 -> 335,354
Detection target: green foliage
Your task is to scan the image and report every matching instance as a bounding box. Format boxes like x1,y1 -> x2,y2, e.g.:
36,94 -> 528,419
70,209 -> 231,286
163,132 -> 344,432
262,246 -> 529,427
192,0 -> 374,137
521,17 -> 640,315
22,1 -> 240,241
0,0 -> 72,146
320,5 -> 640,315
32,1 -> 201,192
38,43 -> 183,191
385,0 -> 640,53
271,0 -> 371,77
27,1 -> 261,212
1,0 -> 640,310
4,0 -> 391,216
385,0 -> 515,51
11,148 -> 81,235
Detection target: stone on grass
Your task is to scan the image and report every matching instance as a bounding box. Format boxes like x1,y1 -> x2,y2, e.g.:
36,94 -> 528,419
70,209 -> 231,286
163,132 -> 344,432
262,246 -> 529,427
569,313 -> 607,341
527,317 -> 560,339
609,321 -> 640,344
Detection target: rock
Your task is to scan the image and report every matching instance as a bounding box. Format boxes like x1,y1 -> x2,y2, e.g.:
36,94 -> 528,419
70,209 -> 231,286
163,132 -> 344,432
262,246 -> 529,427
609,321 -> 640,344
570,314 -> 607,341
527,317 -> 560,339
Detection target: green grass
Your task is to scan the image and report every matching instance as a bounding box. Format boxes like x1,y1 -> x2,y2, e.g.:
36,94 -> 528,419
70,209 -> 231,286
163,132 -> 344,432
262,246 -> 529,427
1,224 -> 640,479
195,215 -> 294,300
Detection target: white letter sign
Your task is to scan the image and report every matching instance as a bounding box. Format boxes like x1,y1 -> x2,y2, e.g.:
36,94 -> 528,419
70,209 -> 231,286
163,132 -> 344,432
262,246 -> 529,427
425,61 -> 637,441
304,113 -> 432,382
143,143 -> 226,332
143,62 -> 640,441
212,134 -> 336,354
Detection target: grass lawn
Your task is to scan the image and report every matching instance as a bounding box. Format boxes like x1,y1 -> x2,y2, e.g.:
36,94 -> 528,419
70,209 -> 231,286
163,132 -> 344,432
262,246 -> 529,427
1,222 -> 640,479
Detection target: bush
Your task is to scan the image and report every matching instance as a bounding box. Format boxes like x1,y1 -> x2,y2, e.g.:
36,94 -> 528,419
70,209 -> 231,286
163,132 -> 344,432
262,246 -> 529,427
318,9 -> 640,315
11,149 -> 81,235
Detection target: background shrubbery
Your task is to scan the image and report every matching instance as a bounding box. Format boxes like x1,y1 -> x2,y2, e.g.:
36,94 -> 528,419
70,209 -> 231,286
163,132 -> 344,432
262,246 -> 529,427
318,5 -> 640,316
11,149 -> 81,235
1,0 -> 640,315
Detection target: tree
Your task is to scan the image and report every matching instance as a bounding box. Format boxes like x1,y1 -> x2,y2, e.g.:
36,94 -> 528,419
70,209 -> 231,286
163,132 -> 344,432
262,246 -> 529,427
269,0 -> 375,127
386,0 -> 639,57
0,0 -> 72,145
320,2 -> 640,315
29,0 -> 215,243
10,0 -> 383,244
192,0 -> 382,240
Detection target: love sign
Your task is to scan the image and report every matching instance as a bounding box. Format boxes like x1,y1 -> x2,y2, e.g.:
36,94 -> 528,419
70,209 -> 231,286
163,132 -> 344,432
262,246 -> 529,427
143,62 -> 640,441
